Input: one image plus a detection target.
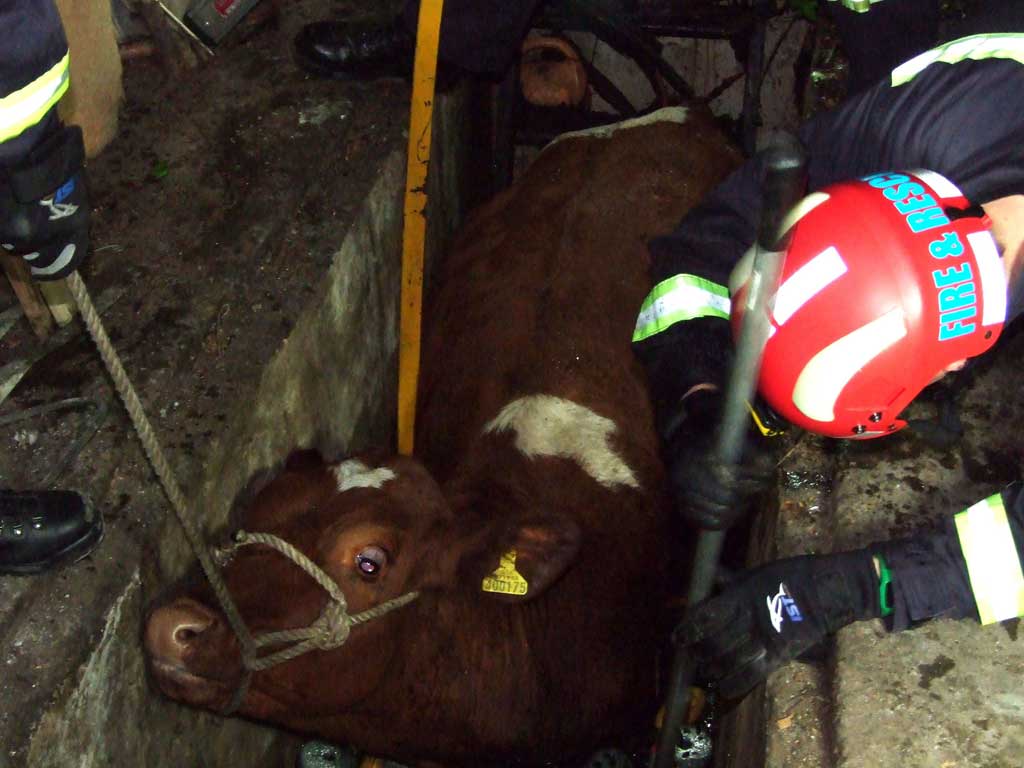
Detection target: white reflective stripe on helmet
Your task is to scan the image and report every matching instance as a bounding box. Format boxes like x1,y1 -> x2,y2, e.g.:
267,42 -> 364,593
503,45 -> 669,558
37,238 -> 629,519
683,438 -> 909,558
791,307 -> 907,422
954,493 -> 1024,625
892,34 -> 1024,87
912,169 -> 963,199
968,230 -> 1007,327
773,246 -> 847,326
728,192 -> 831,297
0,52 -> 70,143
632,274 -> 730,342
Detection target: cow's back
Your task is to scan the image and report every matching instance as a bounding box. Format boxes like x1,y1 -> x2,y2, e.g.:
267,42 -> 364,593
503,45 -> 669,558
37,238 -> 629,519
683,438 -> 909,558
398,109 -> 743,760
416,108 -> 742,476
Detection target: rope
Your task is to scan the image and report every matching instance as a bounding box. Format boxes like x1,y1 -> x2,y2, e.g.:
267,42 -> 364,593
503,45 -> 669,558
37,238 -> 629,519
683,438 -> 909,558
65,272 -> 258,706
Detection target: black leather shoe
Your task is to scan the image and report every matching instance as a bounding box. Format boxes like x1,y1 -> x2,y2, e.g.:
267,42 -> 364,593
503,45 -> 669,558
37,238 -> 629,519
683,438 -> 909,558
294,18 -> 416,80
0,490 -> 103,575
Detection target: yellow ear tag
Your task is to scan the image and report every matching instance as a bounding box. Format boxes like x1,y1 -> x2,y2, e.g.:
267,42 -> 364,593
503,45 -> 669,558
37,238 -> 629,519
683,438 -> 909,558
482,549 -> 529,596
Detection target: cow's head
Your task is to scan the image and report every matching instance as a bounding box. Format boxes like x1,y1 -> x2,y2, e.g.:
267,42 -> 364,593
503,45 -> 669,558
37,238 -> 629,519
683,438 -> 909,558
144,450 -> 581,733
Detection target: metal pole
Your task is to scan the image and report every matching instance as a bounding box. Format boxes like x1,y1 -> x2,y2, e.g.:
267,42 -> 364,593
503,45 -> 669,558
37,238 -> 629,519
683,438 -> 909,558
650,142 -> 806,768
397,0 -> 445,456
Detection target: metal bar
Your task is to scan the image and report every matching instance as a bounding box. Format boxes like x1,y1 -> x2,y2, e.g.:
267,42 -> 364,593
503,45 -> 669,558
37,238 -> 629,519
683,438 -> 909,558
651,142 -> 806,768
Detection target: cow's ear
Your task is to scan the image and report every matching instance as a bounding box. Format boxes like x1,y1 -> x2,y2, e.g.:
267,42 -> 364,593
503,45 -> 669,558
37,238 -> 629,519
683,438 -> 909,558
476,514 -> 581,604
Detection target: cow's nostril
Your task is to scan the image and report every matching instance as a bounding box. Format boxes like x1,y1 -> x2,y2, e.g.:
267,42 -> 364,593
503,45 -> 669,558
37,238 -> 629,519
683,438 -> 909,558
146,598 -> 219,662
173,623 -> 207,646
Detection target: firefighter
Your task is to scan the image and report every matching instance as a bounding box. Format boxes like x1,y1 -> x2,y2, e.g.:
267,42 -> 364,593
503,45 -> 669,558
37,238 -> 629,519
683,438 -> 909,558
0,0 -> 103,575
633,13 -> 1024,692
292,0 -> 940,96
293,0 -> 542,81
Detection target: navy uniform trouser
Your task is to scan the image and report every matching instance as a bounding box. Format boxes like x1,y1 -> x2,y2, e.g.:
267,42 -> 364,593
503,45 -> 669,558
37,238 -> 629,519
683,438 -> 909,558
400,0 -> 544,76
823,0 -> 941,93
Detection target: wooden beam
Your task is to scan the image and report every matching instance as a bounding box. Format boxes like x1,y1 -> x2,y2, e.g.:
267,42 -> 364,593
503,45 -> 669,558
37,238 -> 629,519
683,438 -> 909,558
0,251 -> 55,340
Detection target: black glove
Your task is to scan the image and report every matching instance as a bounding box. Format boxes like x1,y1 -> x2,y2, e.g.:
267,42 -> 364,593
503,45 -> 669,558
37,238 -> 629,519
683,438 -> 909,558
0,124 -> 89,280
665,388 -> 776,530
674,549 -> 880,699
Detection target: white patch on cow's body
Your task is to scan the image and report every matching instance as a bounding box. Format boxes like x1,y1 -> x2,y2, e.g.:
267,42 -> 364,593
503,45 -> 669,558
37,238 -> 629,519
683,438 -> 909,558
483,395 -> 640,490
333,460 -> 396,492
547,106 -> 689,148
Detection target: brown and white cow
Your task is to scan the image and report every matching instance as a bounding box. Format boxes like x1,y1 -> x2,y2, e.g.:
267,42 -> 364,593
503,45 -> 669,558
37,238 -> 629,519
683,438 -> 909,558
144,107 -> 742,767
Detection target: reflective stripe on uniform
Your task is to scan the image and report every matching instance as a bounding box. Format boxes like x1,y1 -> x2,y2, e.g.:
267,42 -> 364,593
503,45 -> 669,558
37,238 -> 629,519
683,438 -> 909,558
954,493 -> 1024,625
633,274 -> 730,342
825,0 -> 883,13
0,51 -> 70,143
892,34 -> 1024,87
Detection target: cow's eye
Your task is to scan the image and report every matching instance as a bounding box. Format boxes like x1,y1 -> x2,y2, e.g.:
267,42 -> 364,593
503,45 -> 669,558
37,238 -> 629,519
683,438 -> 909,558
355,546 -> 388,578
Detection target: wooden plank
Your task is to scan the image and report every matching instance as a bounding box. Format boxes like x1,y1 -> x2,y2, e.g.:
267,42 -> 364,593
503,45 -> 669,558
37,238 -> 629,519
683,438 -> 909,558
0,251 -> 55,340
38,278 -> 76,326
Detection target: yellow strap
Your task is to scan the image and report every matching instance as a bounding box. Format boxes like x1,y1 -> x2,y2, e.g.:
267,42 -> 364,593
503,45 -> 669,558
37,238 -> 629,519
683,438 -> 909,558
954,493 -> 1024,625
0,52 -> 70,143
397,0 -> 444,456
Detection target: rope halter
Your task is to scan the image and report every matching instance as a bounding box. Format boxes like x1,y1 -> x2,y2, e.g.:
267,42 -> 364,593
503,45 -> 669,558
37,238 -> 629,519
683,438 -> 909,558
217,529 -> 419,713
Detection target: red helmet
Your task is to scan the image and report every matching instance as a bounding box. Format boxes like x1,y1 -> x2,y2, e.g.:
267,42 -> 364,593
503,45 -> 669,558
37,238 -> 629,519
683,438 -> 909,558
731,170 -> 1007,439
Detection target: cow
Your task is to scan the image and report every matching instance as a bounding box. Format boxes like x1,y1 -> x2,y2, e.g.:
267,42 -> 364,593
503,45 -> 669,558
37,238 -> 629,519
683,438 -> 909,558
144,106 -> 742,767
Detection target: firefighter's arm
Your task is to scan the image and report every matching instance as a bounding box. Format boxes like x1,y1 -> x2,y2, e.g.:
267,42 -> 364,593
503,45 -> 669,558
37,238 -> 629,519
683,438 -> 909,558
674,484 -> 1024,698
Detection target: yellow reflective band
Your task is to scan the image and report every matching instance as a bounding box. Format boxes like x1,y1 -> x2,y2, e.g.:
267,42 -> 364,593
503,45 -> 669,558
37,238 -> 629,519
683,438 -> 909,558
633,274 -> 730,343
0,52 -> 70,143
954,493 -> 1024,625
824,0 -> 882,13
892,34 -> 1024,87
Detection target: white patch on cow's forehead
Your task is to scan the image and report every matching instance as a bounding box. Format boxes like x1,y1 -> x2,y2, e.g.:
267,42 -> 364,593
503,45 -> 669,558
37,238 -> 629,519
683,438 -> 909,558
333,460 -> 396,492
547,106 -> 689,148
483,395 -> 640,490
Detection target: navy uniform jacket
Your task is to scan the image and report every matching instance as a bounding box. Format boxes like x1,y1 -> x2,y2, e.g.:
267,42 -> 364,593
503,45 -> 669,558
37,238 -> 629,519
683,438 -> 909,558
636,24 -> 1024,422
882,481 -> 1024,632
0,0 -> 69,164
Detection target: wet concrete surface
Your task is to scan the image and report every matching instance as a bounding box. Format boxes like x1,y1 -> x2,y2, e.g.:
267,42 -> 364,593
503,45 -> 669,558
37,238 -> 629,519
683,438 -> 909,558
0,0 -> 407,762
830,324 -> 1024,768
764,325 -> 1024,768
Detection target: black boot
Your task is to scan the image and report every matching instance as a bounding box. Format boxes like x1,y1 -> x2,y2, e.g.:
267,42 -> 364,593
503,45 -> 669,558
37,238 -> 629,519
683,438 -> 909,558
293,17 -> 416,81
0,489 -> 103,575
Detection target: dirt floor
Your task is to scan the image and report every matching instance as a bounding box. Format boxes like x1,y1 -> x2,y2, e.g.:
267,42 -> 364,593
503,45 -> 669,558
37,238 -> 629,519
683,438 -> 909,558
0,1 -> 408,760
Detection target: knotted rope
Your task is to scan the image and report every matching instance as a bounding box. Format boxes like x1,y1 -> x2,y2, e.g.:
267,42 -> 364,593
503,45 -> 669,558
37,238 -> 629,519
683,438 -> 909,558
229,530 -> 419,670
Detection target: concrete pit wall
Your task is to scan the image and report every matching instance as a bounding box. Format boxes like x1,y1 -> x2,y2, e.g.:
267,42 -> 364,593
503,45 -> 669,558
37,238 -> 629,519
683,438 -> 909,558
19,87 -> 472,768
